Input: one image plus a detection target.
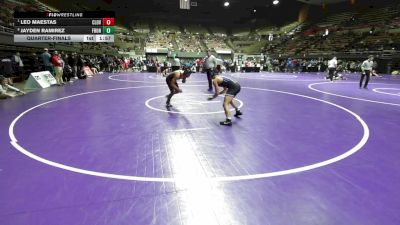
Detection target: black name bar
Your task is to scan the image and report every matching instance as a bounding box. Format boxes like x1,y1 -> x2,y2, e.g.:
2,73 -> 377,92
14,18 -> 106,26
14,26 -> 107,34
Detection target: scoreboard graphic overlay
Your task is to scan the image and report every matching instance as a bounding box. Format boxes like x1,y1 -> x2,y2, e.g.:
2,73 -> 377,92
14,12 -> 115,42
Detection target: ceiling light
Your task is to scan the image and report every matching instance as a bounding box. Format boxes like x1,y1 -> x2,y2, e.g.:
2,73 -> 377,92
253,9 -> 257,12
224,1 -> 230,7
273,0 -> 279,5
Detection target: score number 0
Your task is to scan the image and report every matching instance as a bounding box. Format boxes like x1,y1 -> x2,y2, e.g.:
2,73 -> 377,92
102,18 -> 114,26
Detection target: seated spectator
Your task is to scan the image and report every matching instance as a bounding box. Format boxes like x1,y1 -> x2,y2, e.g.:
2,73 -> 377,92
82,63 -> 94,77
0,75 -> 25,99
91,66 -> 99,75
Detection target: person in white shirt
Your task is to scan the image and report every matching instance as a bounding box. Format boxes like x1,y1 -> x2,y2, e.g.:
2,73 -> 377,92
327,56 -> 337,81
204,51 -> 217,91
171,57 -> 181,71
360,55 -> 374,89
12,52 -> 24,79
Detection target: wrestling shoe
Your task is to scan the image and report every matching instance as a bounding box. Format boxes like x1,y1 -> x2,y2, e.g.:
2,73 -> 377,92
220,119 -> 232,126
234,110 -> 243,117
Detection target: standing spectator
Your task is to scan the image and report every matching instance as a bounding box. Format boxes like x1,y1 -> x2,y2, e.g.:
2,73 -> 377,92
51,51 -> 64,85
360,55 -> 374,89
162,60 -> 170,76
171,57 -> 181,71
156,59 -> 161,75
0,58 -> 14,78
286,58 -> 293,73
12,52 -> 24,79
349,61 -> 356,73
77,54 -> 85,76
327,56 -> 338,81
204,51 -> 217,91
195,58 -> 200,72
123,57 -> 129,72
68,52 -> 78,79
293,58 -> 299,73
62,54 -> 73,83
40,48 -> 53,75
29,52 -> 40,74
101,54 -> 109,72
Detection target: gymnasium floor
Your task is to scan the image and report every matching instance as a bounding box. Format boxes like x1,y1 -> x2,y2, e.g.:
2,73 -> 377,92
1,71 -> 399,225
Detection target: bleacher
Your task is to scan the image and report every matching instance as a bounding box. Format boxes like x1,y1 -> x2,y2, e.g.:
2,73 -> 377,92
155,23 -> 180,33
209,27 -> 227,35
231,27 -> 250,37
279,21 -> 302,34
184,24 -> 208,34
316,11 -> 356,27
255,26 -> 278,35
230,34 -> 263,53
357,6 -> 395,25
145,32 -> 174,50
115,34 -> 142,52
132,23 -> 151,34
175,34 -> 203,52
204,35 -> 230,50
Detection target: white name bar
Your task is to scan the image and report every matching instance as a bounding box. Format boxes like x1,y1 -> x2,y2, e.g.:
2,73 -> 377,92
14,35 -> 114,42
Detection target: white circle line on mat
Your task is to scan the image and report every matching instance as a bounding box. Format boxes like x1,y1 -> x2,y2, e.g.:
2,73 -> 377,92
372,88 -> 400,97
308,81 -> 400,107
9,85 -> 369,182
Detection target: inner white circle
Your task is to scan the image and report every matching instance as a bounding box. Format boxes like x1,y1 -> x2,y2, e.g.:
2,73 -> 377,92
9,85 -> 369,182
372,88 -> 400,97
109,74 -> 206,83
145,94 -> 244,115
